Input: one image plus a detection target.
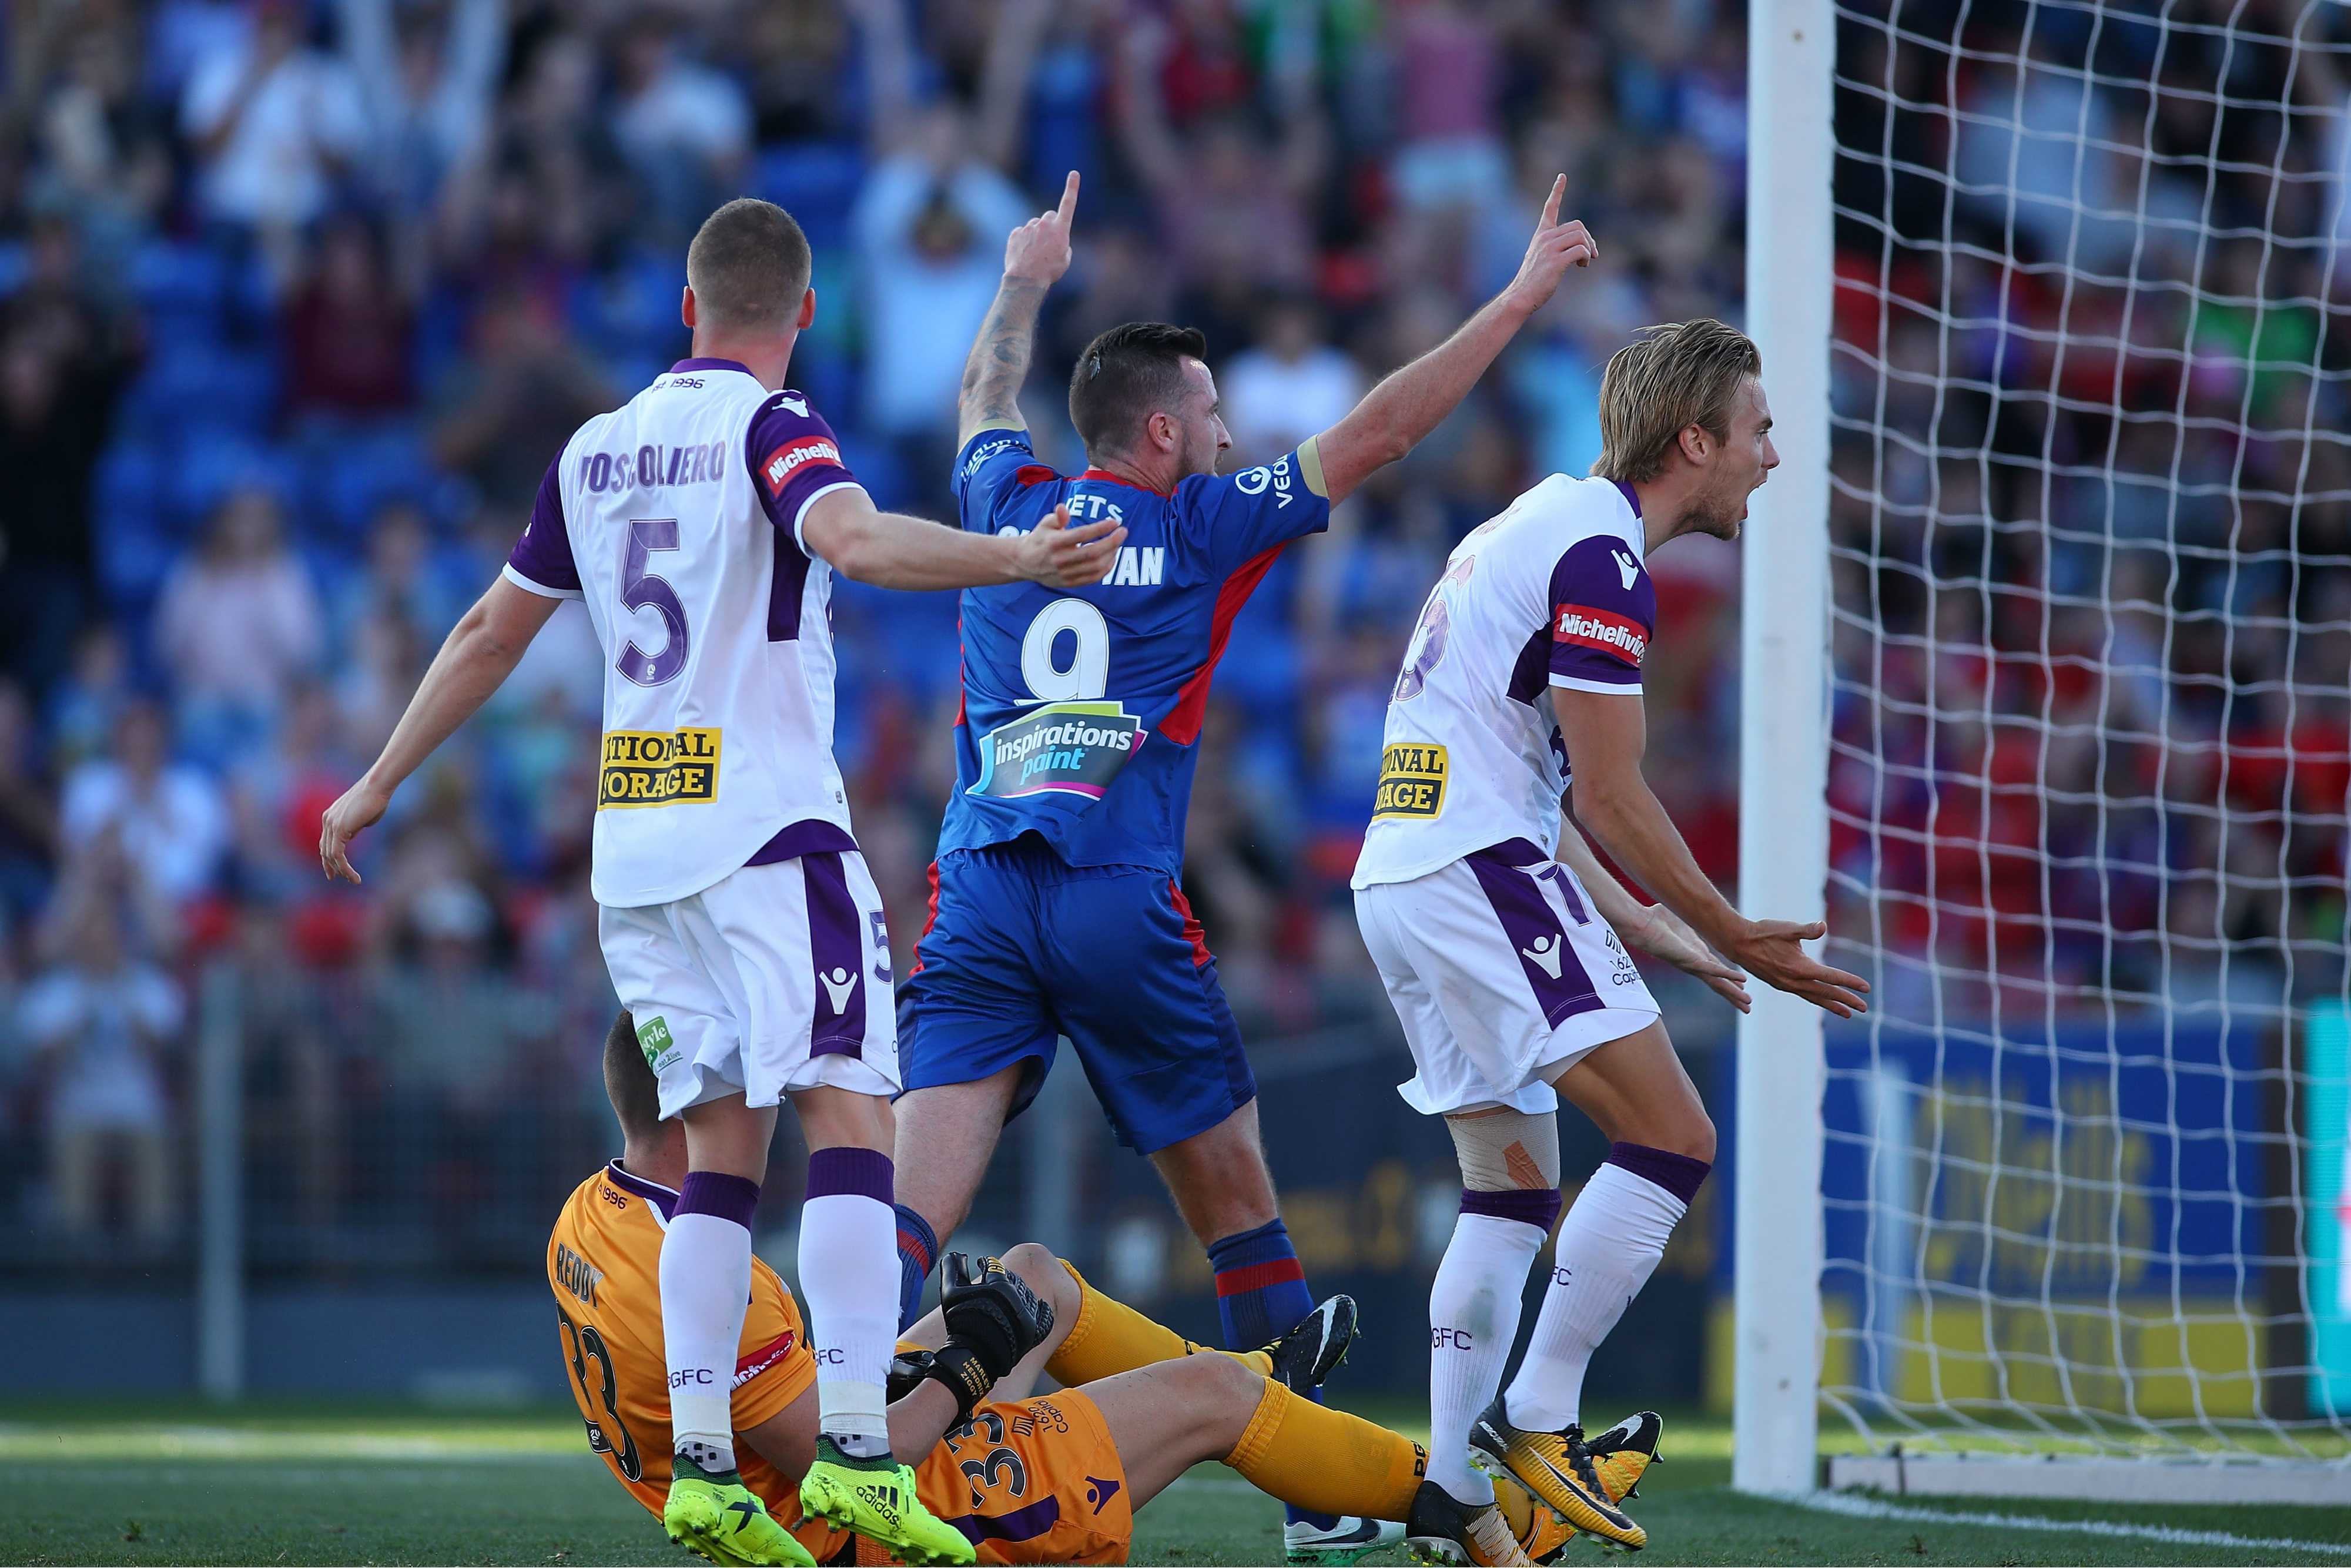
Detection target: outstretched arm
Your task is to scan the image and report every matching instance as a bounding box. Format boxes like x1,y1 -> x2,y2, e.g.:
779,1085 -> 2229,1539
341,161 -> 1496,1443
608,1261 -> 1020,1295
803,489 -> 1124,591
1312,177 -> 1595,506
958,172 -> 1080,448
1553,686 -> 1870,1017
319,575 -> 559,883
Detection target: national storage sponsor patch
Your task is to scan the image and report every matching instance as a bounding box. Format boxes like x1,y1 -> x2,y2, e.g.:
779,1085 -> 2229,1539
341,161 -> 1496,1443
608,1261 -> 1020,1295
1553,604 -> 1648,666
598,728 -> 720,808
1373,742 -> 1448,820
761,434 -> 844,495
969,702 -> 1145,801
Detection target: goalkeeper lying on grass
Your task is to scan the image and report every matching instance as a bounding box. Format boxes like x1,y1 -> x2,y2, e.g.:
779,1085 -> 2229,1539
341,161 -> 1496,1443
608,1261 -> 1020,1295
556,1010 -> 1625,1566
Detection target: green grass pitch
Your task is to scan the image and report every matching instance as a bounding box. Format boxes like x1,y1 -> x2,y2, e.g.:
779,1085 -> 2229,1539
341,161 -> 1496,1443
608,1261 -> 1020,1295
5,1399 -> 2351,1565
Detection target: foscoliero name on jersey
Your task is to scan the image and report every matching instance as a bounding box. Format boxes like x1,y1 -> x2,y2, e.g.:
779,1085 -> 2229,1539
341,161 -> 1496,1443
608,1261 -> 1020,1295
968,702 -> 1146,801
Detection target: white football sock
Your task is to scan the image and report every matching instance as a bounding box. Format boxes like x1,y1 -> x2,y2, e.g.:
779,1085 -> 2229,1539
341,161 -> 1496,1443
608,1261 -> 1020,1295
661,1209 -> 755,1470
800,1190 -> 898,1452
1503,1161 -> 1687,1433
1429,1212 -> 1549,1506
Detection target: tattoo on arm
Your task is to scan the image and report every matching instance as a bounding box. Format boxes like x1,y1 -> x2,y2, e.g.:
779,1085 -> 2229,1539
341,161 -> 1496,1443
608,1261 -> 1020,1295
959,281 -> 1047,441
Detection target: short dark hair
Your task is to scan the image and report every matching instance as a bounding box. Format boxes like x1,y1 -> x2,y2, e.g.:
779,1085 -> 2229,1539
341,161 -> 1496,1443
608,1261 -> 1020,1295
1067,321 -> 1209,457
601,1010 -> 665,1145
686,199 -> 812,333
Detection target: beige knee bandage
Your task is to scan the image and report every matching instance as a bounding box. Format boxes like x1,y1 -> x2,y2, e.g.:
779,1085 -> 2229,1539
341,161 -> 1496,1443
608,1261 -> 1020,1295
1444,1107 -> 1562,1191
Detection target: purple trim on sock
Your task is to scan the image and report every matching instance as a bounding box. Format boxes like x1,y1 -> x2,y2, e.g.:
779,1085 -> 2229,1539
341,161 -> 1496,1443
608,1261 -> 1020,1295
1606,1142 -> 1711,1206
677,1170 -> 762,1228
1461,1187 -> 1564,1232
808,1147 -> 895,1204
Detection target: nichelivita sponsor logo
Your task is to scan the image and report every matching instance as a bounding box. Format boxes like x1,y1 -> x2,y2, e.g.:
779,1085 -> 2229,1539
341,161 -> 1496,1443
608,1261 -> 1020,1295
1553,604 -> 1647,666
763,435 -> 843,495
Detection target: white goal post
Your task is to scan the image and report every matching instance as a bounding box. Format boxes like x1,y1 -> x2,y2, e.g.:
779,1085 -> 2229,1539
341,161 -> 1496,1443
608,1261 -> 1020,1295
1740,0 -> 2351,1500
1737,0 -> 1838,1500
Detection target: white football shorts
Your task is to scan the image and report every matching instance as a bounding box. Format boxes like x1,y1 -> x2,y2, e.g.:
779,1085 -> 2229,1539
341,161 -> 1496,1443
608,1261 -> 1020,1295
600,851 -> 900,1120
1354,836 -> 1659,1117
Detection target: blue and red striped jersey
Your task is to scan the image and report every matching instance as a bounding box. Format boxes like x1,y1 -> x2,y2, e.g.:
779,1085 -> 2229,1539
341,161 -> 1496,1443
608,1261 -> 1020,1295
936,426 -> 1332,873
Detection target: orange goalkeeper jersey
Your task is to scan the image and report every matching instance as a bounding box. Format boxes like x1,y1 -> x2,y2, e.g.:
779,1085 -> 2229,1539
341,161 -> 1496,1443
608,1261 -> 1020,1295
547,1161 -> 1130,1564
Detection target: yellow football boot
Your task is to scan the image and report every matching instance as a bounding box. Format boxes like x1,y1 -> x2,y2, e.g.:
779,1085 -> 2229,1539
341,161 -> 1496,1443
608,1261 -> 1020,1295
1466,1399 -> 1645,1552
799,1435 -> 975,1566
1486,1468 -> 1575,1564
1403,1479 -> 1534,1566
665,1452 -> 817,1567
1583,1410 -> 1665,1507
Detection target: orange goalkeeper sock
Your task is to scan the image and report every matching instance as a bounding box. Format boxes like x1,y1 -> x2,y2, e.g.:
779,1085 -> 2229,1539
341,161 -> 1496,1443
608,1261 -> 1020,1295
1224,1378 -> 1426,1523
1046,1262 -> 1272,1386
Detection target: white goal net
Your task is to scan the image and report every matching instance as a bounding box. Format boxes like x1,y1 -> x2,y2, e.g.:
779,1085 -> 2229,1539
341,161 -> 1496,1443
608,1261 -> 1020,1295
1818,0 -> 2351,1465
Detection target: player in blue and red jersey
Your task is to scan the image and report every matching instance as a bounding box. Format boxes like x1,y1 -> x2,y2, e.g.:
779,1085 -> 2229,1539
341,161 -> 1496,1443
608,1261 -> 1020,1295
887,171 -> 1598,1565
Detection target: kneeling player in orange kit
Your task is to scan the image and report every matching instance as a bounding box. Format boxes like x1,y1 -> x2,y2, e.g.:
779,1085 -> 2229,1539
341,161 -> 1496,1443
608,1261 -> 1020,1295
554,1012 -> 1538,1566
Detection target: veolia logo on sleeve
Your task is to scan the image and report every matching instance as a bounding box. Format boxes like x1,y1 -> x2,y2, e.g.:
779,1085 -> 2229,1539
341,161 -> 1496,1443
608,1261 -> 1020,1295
969,702 -> 1146,800
1372,742 -> 1449,820
598,728 -> 721,808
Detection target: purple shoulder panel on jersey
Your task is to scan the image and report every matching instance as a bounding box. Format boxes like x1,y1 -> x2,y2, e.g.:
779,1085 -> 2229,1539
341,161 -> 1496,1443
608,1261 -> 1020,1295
506,458 -> 582,595
743,389 -> 859,642
745,388 -> 861,548
1548,530 -> 1654,690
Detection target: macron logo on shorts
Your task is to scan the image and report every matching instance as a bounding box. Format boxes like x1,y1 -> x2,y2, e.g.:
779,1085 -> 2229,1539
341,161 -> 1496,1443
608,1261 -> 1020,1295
763,435 -> 843,496
1553,604 -> 1647,667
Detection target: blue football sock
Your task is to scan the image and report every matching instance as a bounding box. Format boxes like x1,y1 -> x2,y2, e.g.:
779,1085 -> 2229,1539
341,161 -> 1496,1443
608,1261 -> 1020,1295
893,1202 -> 938,1332
1208,1218 -> 1337,1530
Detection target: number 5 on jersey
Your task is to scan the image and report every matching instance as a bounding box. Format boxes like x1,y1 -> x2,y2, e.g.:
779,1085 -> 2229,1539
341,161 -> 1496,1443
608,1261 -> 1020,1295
618,518 -> 690,686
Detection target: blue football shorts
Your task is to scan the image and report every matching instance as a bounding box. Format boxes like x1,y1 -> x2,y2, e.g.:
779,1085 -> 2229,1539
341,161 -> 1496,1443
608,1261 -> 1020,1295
896,834 -> 1257,1153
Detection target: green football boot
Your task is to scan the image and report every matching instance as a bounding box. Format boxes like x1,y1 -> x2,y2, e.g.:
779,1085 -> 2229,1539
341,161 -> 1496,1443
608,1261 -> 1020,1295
798,1433 -> 976,1566
664,1451 -> 816,1567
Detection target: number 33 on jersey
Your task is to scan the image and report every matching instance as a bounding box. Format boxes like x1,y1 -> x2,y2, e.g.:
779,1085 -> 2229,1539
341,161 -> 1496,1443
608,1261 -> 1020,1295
940,427 -> 1333,876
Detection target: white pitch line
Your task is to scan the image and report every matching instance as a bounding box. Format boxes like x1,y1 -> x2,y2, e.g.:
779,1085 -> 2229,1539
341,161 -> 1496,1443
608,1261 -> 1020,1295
1790,1487 -> 2351,1557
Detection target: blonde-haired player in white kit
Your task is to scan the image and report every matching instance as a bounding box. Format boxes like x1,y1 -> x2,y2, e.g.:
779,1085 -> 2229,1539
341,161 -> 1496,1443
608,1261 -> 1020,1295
318,199 -> 1123,1568
1352,320 -> 1870,1566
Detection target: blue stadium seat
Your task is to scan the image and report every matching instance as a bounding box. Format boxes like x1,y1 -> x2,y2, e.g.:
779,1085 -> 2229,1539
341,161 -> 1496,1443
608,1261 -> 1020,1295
166,433 -> 297,532
574,246 -> 688,372
93,448 -> 180,612
753,143 -> 865,248
128,240 -> 230,343
122,341 -> 279,437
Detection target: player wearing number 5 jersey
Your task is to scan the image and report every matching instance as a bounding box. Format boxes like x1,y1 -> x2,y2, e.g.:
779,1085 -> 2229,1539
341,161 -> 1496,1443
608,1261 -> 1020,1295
317,198 -> 1122,1568
1349,321 -> 1872,1560
889,169 -> 1598,1566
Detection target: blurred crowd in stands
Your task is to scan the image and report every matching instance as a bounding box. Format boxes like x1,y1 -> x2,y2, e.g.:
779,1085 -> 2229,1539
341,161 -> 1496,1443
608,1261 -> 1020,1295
0,0 -> 1752,1258
1823,0 -> 2351,1018
4,0 -> 2344,1276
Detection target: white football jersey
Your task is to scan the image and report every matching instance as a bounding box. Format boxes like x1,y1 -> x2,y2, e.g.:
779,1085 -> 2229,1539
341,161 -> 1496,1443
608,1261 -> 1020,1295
1350,474 -> 1656,888
505,359 -> 868,907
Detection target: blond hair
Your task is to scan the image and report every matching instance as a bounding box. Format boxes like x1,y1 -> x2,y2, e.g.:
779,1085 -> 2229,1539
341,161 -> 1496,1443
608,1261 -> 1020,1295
1590,320 -> 1761,483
